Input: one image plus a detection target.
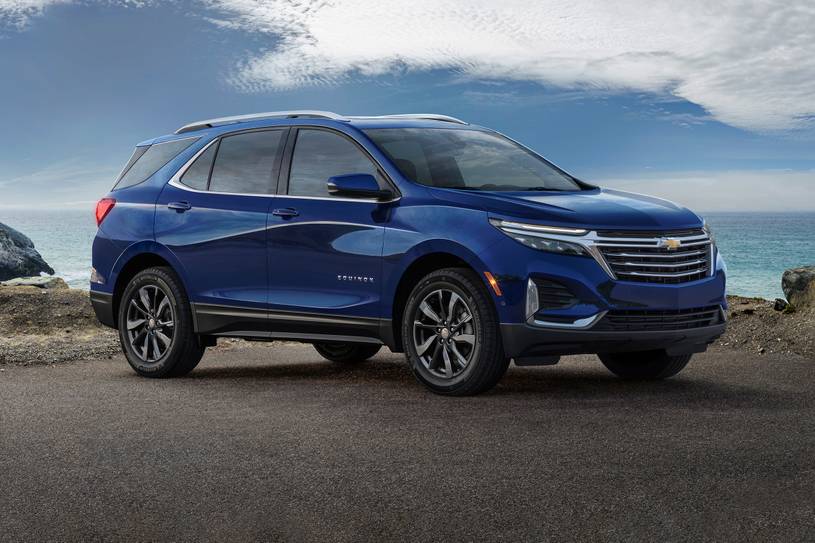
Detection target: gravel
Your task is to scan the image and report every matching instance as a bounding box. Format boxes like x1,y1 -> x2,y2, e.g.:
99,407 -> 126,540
2,287 -> 813,366
721,295 -> 814,359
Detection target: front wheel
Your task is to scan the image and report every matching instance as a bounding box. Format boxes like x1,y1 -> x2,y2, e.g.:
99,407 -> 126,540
313,342 -> 381,364
402,268 -> 509,396
598,350 -> 692,380
118,266 -> 205,378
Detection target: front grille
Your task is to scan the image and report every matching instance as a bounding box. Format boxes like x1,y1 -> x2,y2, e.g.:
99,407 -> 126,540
595,228 -> 713,284
593,305 -> 722,331
534,279 -> 578,309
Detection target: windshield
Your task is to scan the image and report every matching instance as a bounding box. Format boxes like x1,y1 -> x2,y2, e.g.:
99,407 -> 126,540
363,128 -> 582,192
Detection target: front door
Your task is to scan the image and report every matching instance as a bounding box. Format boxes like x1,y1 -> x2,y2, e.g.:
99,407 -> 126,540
266,127 -> 390,341
155,128 -> 288,335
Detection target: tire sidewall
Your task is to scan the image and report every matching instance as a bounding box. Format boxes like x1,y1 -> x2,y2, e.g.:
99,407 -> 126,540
402,271 -> 487,392
118,269 -> 187,377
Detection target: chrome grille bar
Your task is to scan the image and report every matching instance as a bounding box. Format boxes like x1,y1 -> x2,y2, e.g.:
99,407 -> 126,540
594,228 -> 712,283
612,259 -> 708,268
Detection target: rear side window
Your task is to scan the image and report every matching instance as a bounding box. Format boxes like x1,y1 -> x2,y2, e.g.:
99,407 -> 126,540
288,129 -> 379,197
180,143 -> 217,190
208,130 -> 286,194
114,137 -> 198,190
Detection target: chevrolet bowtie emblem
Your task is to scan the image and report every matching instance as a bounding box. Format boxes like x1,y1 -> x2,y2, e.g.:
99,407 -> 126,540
659,237 -> 682,250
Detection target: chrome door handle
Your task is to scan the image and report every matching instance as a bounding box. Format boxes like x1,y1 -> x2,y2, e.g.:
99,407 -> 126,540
168,201 -> 192,212
272,208 -> 299,218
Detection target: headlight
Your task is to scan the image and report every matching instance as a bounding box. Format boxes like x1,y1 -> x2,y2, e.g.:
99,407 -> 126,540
703,220 -> 718,277
703,220 -> 716,247
490,218 -> 590,256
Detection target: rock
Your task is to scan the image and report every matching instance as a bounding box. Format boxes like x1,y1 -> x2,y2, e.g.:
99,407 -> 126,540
0,276 -> 68,289
782,266 -> 815,308
0,223 -> 54,281
774,298 -> 790,311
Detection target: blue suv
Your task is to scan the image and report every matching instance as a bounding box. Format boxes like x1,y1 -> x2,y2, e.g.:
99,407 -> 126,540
90,110 -> 727,395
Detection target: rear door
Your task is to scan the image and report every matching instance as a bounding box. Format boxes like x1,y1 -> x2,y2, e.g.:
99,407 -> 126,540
266,127 -> 391,341
155,128 -> 288,335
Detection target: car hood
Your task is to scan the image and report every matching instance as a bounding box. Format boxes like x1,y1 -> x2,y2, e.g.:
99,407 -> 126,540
430,187 -> 703,231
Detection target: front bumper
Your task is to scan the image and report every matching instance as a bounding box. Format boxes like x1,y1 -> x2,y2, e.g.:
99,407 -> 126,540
501,321 -> 726,359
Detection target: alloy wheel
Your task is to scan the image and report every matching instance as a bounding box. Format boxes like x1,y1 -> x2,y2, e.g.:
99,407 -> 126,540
412,288 -> 477,379
125,284 -> 175,363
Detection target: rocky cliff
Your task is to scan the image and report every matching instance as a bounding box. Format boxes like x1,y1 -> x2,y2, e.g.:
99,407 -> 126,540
0,222 -> 54,281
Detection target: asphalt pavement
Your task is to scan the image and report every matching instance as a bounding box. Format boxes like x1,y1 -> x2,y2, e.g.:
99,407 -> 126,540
1,343 -> 813,542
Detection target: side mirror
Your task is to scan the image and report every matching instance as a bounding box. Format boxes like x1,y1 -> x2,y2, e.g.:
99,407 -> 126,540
327,174 -> 392,200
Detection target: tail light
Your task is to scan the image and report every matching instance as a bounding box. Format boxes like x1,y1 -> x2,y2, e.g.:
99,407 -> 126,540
95,198 -> 116,226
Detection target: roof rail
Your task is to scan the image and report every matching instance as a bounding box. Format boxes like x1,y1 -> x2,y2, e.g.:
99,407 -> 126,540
175,110 -> 347,134
350,113 -> 468,125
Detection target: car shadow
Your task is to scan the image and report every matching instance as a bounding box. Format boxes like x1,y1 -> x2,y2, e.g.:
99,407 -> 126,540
182,354 -> 788,410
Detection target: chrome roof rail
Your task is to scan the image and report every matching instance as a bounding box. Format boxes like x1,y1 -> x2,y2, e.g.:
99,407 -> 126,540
350,113 -> 468,125
175,110 -> 347,134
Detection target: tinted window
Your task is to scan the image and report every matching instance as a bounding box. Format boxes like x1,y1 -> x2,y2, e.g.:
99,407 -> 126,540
180,143 -> 217,190
114,137 -> 197,190
288,129 -> 378,197
364,128 -> 581,192
209,130 -> 285,194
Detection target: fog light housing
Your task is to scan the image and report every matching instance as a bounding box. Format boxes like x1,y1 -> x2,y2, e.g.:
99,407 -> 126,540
525,278 -> 540,320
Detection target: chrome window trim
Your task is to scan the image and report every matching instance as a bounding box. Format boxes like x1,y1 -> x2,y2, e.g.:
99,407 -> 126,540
168,136 -> 401,203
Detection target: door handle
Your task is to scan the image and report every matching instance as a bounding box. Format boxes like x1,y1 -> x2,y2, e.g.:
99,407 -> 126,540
272,208 -> 299,218
168,201 -> 192,212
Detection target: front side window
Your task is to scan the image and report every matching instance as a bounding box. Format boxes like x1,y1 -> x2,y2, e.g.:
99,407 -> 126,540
288,129 -> 379,197
114,137 -> 198,190
208,130 -> 286,194
364,128 -> 581,192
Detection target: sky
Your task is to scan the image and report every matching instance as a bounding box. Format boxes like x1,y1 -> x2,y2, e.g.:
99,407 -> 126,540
0,0 -> 813,211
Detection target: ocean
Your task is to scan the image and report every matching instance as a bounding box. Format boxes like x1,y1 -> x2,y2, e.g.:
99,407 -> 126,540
1,208 -> 813,300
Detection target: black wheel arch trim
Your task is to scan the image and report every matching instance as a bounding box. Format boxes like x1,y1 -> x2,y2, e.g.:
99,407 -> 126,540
90,290 -> 116,328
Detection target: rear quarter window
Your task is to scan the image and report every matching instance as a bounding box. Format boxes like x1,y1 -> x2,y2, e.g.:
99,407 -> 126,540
114,137 -> 198,190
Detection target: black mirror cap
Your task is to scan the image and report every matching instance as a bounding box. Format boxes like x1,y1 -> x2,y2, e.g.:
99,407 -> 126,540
327,174 -> 393,200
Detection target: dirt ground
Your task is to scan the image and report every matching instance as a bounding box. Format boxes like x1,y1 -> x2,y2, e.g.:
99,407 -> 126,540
0,285 -> 813,365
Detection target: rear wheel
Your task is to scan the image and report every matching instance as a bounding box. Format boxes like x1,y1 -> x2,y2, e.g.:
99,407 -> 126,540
402,268 -> 509,396
118,267 -> 204,378
313,342 -> 381,364
598,350 -> 692,380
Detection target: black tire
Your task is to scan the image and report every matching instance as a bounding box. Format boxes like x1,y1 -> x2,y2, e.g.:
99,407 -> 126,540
401,268 -> 509,396
117,266 -> 205,378
313,342 -> 381,364
598,350 -> 692,380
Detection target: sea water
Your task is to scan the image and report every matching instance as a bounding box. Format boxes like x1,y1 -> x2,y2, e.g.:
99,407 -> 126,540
1,208 -> 813,300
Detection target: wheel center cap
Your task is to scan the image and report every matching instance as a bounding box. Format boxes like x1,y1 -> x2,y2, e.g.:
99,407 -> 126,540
440,328 -> 450,339
148,318 -> 156,329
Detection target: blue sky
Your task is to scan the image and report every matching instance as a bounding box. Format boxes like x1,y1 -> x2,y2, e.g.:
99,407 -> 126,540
0,0 -> 813,210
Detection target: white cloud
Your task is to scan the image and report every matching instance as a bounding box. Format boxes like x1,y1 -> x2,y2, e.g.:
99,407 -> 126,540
2,0 -> 814,132
205,0 -> 815,132
0,0 -> 67,27
599,170 -> 815,212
